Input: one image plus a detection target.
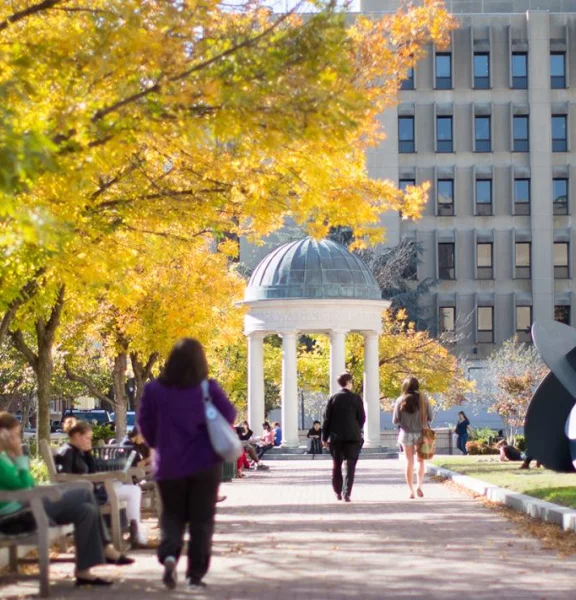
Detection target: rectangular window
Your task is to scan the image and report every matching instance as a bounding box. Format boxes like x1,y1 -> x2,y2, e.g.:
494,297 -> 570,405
475,179 -> 492,215
514,179 -> 530,215
438,242 -> 455,280
398,116 -> 415,153
477,306 -> 494,343
512,52 -> 528,89
513,116 -> 529,152
553,178 -> 568,215
436,116 -> 453,153
552,115 -> 568,152
551,52 -> 566,89
439,306 -> 455,333
555,305 -> 571,326
477,243 -> 493,279
474,53 -> 490,89
401,67 -> 415,90
515,242 -> 531,279
516,306 -> 532,342
554,242 -> 569,279
475,116 -> 491,152
437,179 -> 454,216
435,53 -> 452,89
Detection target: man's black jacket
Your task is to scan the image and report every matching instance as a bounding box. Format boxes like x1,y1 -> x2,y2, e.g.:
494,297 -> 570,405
322,389 -> 366,443
55,443 -> 97,474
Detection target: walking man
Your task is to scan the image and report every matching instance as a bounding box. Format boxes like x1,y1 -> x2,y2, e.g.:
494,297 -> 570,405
322,372 -> 366,502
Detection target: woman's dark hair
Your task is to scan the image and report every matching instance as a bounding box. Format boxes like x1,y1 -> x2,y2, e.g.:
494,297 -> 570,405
0,412 -> 19,431
262,422 -> 271,431
68,421 -> 92,437
458,411 -> 468,420
399,376 -> 420,415
128,427 -> 140,439
160,338 -> 209,388
337,372 -> 353,388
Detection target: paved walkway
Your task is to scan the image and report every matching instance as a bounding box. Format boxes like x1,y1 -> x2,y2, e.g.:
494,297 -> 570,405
2,459 -> 576,599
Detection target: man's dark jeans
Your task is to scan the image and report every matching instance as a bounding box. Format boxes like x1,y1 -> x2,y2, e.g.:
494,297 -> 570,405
157,464 -> 221,582
329,440 -> 361,498
257,443 -> 273,459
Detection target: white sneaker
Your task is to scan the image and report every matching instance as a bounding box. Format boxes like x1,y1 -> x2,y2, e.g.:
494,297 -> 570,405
163,556 -> 177,590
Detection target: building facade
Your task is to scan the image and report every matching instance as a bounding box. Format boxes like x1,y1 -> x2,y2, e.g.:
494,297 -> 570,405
360,0 -> 576,358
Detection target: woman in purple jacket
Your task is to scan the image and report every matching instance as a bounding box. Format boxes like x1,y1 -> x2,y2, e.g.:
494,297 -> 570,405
138,338 -> 236,591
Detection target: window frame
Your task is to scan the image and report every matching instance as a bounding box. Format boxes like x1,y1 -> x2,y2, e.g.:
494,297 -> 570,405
438,242 -> 455,280
435,52 -> 452,90
552,115 -> 568,152
513,115 -> 529,152
511,52 -> 528,89
401,66 -> 415,90
553,178 -> 569,215
550,52 -> 566,89
475,179 -> 493,216
437,179 -> 454,216
554,305 -> 571,326
476,242 -> 493,280
439,306 -> 456,333
477,306 -> 494,343
398,116 -> 415,153
436,116 -> 453,153
474,116 -> 492,152
473,52 -> 490,89
515,242 -> 531,279
554,241 -> 569,279
514,178 -> 530,216
515,305 -> 533,342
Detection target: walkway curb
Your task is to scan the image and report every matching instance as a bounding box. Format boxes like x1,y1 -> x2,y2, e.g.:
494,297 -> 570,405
427,463 -> 576,532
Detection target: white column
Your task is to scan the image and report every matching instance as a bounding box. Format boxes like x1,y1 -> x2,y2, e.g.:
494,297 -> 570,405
247,332 -> 265,431
281,331 -> 299,447
363,331 -> 381,448
329,330 -> 347,396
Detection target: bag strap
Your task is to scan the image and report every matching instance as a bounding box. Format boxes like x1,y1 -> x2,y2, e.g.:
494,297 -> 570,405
420,392 -> 427,429
200,379 -> 210,403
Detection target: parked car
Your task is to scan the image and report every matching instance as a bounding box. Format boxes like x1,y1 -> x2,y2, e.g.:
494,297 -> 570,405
110,411 -> 136,433
61,409 -> 112,427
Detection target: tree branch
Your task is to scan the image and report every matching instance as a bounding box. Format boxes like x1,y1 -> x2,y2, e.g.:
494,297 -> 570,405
0,272 -> 44,347
63,363 -> 114,408
45,285 -> 65,343
9,330 -> 38,372
0,0 -> 68,32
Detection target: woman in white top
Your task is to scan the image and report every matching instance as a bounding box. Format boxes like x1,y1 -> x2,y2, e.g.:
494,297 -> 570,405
392,376 -> 433,499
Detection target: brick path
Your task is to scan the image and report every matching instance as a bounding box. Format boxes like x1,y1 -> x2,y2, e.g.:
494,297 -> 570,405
2,459 -> 576,599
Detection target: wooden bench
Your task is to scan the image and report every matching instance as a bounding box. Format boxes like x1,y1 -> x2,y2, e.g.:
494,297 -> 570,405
0,483 -> 91,597
39,440 -> 143,550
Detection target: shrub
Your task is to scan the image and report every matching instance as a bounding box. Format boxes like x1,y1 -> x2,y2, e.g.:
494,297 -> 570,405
466,441 -> 481,455
472,427 -> 498,444
515,435 -> 526,451
30,457 -> 49,484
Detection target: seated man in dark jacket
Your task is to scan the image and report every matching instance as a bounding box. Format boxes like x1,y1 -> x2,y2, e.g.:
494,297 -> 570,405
322,372 -> 366,502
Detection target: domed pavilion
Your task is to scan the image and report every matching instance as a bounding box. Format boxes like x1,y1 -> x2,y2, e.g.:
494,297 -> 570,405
243,237 -> 390,448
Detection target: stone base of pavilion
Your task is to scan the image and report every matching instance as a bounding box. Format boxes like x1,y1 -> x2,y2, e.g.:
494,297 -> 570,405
262,446 -> 398,460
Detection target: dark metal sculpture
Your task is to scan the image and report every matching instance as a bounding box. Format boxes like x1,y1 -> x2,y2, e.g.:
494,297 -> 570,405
525,320 -> 576,472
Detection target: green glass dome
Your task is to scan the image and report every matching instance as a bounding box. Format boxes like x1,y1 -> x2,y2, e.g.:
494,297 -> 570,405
245,238 -> 382,301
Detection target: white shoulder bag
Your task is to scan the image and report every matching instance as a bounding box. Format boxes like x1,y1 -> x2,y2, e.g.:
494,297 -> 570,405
201,380 -> 243,462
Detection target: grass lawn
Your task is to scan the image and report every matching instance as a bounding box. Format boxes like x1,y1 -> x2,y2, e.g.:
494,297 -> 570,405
431,456 -> 576,509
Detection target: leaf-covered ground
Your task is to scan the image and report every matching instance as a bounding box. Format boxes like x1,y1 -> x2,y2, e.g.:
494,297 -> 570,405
431,456 -> 576,509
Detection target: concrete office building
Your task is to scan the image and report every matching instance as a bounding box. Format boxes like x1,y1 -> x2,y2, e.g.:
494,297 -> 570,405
359,0 -> 576,359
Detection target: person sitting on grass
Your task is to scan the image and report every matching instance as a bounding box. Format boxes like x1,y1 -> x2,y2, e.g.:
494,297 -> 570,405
497,439 -> 523,462
0,412 -> 133,587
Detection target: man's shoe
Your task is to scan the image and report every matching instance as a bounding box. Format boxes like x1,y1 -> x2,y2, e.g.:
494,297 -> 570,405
216,495 -> 227,503
163,556 -> 177,590
336,493 -> 342,501
257,464 -> 270,470
187,578 -> 208,589
344,496 -> 351,502
76,577 -> 113,586
106,554 -> 135,565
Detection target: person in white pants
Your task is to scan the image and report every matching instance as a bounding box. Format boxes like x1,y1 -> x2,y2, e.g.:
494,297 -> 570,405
56,422 -> 149,548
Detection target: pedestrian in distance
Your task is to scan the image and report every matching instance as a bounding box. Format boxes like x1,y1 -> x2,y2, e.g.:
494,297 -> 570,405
307,421 -> 323,458
454,411 -> 470,455
138,338 -> 236,591
322,372 -> 366,502
393,376 -> 433,499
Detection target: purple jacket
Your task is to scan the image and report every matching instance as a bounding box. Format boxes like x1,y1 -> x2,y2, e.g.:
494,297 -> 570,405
138,378 -> 237,481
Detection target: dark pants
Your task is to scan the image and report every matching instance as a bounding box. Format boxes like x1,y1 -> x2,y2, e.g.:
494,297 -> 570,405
157,465 -> 221,582
308,438 -> 322,455
43,484 -> 108,571
257,443 -> 273,459
329,441 -> 361,498
457,434 -> 468,455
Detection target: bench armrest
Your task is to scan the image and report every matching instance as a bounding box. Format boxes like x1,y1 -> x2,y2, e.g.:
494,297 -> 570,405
53,472 -> 131,484
126,467 -> 145,480
0,485 -> 63,503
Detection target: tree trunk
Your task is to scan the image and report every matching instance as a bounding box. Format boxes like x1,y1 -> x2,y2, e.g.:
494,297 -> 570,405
36,350 -> 53,442
130,352 -> 159,410
112,352 -> 128,440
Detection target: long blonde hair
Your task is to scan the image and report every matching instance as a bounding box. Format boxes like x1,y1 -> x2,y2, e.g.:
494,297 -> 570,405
399,376 -> 420,415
